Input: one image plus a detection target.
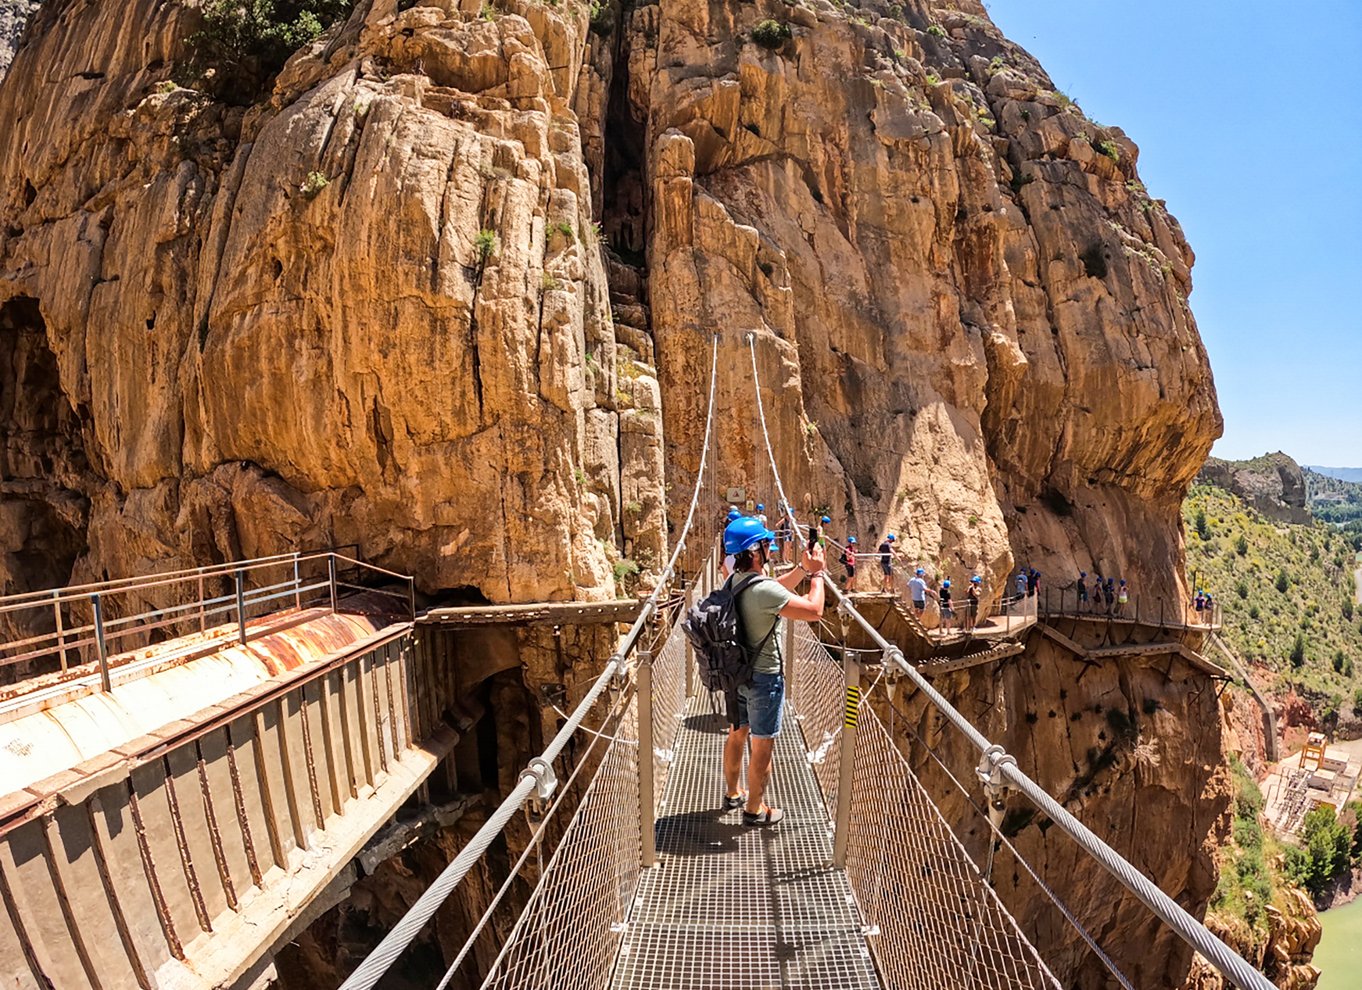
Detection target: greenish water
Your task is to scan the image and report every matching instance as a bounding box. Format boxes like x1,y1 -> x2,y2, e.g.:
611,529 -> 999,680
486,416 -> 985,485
1315,896 -> 1362,989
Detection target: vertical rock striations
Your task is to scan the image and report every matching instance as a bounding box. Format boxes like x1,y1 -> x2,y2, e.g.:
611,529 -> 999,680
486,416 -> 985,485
0,0 -> 666,613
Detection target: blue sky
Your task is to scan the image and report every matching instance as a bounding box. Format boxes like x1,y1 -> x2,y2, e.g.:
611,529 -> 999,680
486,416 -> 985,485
987,0 -> 1362,468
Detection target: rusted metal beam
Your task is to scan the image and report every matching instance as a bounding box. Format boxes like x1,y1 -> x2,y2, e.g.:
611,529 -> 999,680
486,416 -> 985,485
420,599 -> 644,627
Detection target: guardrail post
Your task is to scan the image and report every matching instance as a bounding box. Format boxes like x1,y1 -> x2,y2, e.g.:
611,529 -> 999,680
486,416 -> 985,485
638,649 -> 656,868
684,584 -> 696,698
408,576 -> 416,620
832,653 -> 861,868
328,556 -> 338,614
198,569 -> 206,631
783,605 -> 796,709
235,568 -> 248,645
91,593 -> 111,692
293,554 -> 302,611
52,590 -> 67,672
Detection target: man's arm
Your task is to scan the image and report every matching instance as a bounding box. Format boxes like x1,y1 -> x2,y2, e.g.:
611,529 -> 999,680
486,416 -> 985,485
777,543 -> 826,621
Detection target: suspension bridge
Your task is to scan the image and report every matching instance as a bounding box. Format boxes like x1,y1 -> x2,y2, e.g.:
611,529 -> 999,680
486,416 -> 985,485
0,333 -> 1269,989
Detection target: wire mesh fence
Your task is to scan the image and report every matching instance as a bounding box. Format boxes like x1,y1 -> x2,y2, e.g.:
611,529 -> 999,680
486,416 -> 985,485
479,698 -> 644,990
789,625 -> 1061,990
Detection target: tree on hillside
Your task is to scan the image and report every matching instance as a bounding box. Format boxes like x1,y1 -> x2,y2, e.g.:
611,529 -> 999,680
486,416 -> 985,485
1276,570 -> 1290,593
1235,534 -> 1248,556
1290,632 -> 1306,668
1195,508 -> 1210,541
1285,806 -> 1354,898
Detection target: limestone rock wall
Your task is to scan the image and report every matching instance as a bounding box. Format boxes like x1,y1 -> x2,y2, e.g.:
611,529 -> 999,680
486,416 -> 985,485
603,0 -> 1219,599
1198,452 -> 1312,525
0,0 -> 665,611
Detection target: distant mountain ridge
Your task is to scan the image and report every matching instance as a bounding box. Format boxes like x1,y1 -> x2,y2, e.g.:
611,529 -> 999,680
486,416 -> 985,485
1306,466 -> 1362,484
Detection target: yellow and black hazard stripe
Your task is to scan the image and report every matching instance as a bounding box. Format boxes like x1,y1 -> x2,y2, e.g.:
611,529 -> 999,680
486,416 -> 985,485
843,685 -> 861,727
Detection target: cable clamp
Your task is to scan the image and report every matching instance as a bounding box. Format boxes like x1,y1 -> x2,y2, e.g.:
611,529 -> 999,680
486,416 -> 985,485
520,757 -> 559,810
975,745 -> 1016,829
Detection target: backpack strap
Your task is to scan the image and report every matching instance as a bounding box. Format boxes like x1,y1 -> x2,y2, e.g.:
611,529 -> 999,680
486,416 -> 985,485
731,573 -> 782,662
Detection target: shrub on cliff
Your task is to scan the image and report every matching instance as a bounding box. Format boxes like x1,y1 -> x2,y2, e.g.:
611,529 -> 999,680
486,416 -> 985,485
186,0 -> 356,103
751,19 -> 791,49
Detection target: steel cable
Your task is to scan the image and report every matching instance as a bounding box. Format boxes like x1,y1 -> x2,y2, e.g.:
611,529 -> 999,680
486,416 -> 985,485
340,334 -> 722,990
743,331 -> 1274,990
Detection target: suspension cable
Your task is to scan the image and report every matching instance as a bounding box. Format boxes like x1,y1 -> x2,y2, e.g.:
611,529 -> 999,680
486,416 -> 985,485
339,333 -> 722,990
742,330 -> 1274,990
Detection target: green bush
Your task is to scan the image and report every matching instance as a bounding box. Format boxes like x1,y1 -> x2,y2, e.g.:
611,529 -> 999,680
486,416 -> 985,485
588,0 -> 615,36
1195,508 -> 1210,541
300,170 -> 329,198
475,228 -> 498,267
187,0 -> 355,103
1235,534 -> 1249,556
1284,806 -> 1353,898
1290,633 -> 1306,668
1275,569 -> 1290,593
751,18 -> 792,49
925,23 -> 946,38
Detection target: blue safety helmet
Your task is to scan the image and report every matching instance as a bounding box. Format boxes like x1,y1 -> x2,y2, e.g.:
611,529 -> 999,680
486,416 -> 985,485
821,515 -> 831,524
886,534 -> 896,542
847,536 -> 857,544
970,575 -> 982,584
726,507 -> 741,521
724,516 -> 776,554
942,579 -> 951,588
757,503 -> 765,511
915,567 -> 925,576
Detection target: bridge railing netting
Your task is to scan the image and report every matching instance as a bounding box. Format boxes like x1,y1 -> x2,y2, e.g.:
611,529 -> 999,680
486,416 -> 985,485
790,624 -> 1060,990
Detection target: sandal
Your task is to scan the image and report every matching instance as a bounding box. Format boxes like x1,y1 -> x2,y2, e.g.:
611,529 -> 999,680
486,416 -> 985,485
723,789 -> 747,811
742,804 -> 785,827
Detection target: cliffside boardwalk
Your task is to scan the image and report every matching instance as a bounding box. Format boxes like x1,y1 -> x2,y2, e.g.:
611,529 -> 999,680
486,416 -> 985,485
0,336 -> 1270,989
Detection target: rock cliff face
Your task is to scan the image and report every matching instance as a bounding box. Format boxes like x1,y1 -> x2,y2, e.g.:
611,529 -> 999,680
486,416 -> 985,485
598,0 -> 1220,599
0,0 -> 665,620
1,0 -> 1232,985
1186,888 -> 1322,990
1198,452 -> 1311,525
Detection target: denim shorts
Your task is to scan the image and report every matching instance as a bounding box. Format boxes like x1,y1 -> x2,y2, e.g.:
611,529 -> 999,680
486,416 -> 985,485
725,672 -> 785,738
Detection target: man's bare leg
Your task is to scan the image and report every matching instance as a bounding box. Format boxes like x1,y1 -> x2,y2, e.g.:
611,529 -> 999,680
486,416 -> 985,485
744,736 -> 776,813
724,726 -> 749,798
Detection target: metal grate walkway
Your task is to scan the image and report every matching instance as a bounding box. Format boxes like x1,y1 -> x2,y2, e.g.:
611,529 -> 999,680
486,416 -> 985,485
611,692 -> 882,990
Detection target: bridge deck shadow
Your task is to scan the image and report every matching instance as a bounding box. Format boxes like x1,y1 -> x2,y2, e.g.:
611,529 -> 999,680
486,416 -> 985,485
612,695 -> 881,990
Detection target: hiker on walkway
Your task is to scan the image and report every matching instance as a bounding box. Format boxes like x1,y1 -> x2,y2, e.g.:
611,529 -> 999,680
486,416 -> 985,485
720,516 -> 826,827
818,515 -> 831,548
907,566 -> 935,616
964,575 -> 982,631
1077,571 -> 1089,611
1193,588 -> 1205,622
1102,577 -> 1116,614
1202,590 -> 1216,625
755,503 -> 768,527
1015,569 -> 1027,603
1116,578 -> 1129,617
841,536 -> 858,592
721,506 -> 742,578
772,505 -> 791,563
879,534 -> 897,591
939,578 -> 955,630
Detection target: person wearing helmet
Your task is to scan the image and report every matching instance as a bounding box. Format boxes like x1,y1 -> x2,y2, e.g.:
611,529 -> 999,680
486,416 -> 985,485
939,578 -> 956,631
841,536 -> 858,591
1077,570 -> 1089,611
965,575 -> 983,631
1116,578 -> 1129,617
772,503 -> 791,563
756,503 -> 767,528
878,533 -> 897,592
719,515 -> 826,827
906,565 -> 935,615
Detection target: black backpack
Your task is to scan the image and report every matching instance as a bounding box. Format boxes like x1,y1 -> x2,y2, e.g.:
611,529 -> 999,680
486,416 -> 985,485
681,574 -> 780,693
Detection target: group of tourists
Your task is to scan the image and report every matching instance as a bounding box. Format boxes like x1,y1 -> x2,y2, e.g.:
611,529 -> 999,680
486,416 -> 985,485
1073,571 -> 1131,616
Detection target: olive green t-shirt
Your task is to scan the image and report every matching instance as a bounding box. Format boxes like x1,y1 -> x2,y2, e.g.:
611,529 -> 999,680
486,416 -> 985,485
726,572 -> 794,675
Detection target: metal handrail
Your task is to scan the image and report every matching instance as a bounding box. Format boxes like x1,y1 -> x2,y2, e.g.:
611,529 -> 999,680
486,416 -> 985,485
0,549 -> 412,691
742,330 -> 1271,990
336,332 -> 724,990
0,544 -> 360,611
